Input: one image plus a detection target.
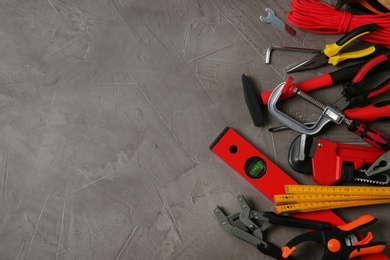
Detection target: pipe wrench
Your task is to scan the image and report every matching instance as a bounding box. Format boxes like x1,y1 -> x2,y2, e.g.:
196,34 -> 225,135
288,134 -> 389,185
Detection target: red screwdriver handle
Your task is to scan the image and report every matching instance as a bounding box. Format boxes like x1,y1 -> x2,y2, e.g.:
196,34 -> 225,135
348,120 -> 390,150
344,100 -> 390,122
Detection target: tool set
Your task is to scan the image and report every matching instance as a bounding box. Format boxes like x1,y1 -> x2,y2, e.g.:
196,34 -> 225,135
243,56 -> 390,126
268,76 -> 390,150
268,55 -> 390,131
210,127 -> 389,259
212,3 -> 390,259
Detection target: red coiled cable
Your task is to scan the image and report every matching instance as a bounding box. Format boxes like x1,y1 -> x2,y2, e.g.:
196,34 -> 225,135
287,0 -> 390,48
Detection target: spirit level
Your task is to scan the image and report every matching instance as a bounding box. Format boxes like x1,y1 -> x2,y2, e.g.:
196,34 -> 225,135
210,127 -> 389,260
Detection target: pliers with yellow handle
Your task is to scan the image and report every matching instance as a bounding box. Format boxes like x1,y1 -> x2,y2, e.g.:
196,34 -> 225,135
286,24 -> 386,73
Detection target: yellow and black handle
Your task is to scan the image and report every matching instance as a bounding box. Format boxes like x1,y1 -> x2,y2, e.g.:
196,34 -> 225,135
324,24 -> 383,65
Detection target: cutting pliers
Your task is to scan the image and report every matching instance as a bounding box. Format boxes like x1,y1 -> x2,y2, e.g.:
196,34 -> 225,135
281,215 -> 386,260
286,23 -> 385,73
332,54 -> 390,122
214,195 -> 331,260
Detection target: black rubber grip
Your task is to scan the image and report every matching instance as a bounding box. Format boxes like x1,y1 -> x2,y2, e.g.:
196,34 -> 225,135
374,100 -> 390,108
336,23 -> 378,46
330,55 -> 390,85
264,211 -> 331,230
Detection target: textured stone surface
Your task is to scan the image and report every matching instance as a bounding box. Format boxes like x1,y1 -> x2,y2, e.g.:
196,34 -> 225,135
0,0 -> 389,259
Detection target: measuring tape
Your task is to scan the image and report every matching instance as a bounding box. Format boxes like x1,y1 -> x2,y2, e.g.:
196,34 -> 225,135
275,185 -> 390,213
285,185 -> 390,196
276,198 -> 390,214
274,193 -> 389,204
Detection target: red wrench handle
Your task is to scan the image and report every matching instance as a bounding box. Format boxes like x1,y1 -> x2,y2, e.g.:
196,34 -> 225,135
345,101 -> 390,122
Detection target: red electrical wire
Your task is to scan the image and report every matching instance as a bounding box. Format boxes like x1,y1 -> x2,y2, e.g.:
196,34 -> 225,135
287,0 -> 390,48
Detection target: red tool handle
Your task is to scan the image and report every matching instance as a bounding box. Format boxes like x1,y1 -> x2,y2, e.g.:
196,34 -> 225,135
260,63 -> 358,104
348,120 -> 390,150
351,54 -> 388,84
345,100 -> 390,122
259,58 -> 389,105
367,79 -> 390,99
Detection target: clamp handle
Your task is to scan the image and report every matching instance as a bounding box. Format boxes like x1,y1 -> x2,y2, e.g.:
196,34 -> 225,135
282,215 -> 386,259
336,215 -> 376,233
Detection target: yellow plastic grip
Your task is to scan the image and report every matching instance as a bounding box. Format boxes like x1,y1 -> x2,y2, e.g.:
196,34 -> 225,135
324,31 -> 371,58
328,45 -> 376,66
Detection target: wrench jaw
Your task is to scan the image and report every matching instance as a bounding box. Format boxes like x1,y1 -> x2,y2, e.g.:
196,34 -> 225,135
267,79 -> 331,135
259,8 -> 275,24
259,8 -> 296,37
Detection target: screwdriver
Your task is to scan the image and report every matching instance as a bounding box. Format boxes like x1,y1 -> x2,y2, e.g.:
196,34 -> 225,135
292,88 -> 390,150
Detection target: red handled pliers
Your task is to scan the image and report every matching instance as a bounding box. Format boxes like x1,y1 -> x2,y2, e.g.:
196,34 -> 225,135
242,54 -> 390,127
332,54 -> 390,122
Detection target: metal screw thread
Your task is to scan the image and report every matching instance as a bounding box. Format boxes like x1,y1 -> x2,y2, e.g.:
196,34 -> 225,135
343,118 -> 352,127
292,88 -> 325,110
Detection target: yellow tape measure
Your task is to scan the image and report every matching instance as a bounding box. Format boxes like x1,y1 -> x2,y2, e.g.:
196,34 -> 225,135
274,185 -> 390,214
276,198 -> 390,214
274,193 -> 389,204
284,185 -> 390,196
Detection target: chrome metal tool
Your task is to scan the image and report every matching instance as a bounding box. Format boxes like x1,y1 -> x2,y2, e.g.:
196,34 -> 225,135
265,46 -> 321,64
259,8 -> 296,37
267,79 -> 338,135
